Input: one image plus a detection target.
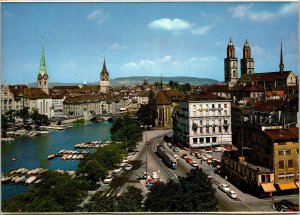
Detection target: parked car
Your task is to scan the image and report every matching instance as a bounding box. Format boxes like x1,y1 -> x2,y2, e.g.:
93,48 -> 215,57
103,174 -> 114,184
273,200 -> 295,211
122,157 -> 130,163
227,190 -> 237,199
124,164 -> 133,171
173,147 -> 179,152
202,156 -> 208,161
113,167 -> 122,174
219,184 -> 230,192
190,161 -> 198,167
181,154 -> 188,159
195,152 -> 202,159
173,154 -> 178,160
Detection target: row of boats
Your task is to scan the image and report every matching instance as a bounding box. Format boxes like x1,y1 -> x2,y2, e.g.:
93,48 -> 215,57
74,140 -> 111,149
60,154 -> 85,160
9,167 -> 48,175
47,150 -> 90,160
2,175 -> 41,185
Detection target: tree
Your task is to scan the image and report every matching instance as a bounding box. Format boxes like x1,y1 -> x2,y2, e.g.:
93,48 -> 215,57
76,160 -> 107,189
144,169 -> 217,212
17,107 -> 30,124
169,80 -> 179,89
1,114 -> 8,130
179,83 -> 191,92
31,108 -> 49,126
115,186 -> 143,212
137,91 -> 157,127
5,110 -> 16,125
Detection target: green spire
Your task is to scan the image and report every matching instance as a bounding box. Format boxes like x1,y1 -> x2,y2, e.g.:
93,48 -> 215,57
39,46 -> 47,75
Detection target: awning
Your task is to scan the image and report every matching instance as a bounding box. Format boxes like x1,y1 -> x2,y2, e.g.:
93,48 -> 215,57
261,183 -> 276,193
295,181 -> 299,188
278,182 -> 297,190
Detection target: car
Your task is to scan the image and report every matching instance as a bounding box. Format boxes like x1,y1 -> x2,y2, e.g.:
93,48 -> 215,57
227,190 -> 237,199
185,157 -> 193,164
118,162 -> 126,167
202,156 -> 208,161
173,147 -> 179,152
122,157 -> 130,163
181,154 -> 188,159
190,161 -> 198,167
167,142 -> 172,148
103,174 -> 114,184
219,184 -> 230,192
273,200 -> 295,211
113,167 -> 122,174
152,172 -> 159,180
173,154 -> 178,160
124,164 -> 133,171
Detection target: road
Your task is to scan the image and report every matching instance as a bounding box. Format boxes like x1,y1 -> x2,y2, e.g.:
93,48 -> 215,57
86,129 -> 298,213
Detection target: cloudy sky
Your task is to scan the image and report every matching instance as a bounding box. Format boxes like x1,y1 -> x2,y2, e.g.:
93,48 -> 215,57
2,2 -> 298,84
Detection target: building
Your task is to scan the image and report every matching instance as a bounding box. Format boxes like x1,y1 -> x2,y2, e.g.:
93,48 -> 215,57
224,38 -> 238,85
1,84 -> 15,113
51,94 -> 66,118
240,39 -> 254,76
99,59 -> 109,93
174,92 -> 232,149
156,90 -> 184,128
37,46 -> 49,94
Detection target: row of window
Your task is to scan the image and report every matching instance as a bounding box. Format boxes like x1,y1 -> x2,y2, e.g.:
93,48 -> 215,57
278,172 -> 298,179
193,126 -> 229,134
278,159 -> 294,168
192,103 -> 228,110
278,150 -> 292,156
192,137 -> 217,144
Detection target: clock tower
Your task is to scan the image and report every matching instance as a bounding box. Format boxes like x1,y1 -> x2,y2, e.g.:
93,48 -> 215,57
240,39 -> 254,76
37,46 -> 49,94
224,38 -> 238,85
99,59 -> 110,93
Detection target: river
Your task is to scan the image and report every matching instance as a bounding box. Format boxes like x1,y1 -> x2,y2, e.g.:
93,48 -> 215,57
1,121 -> 112,201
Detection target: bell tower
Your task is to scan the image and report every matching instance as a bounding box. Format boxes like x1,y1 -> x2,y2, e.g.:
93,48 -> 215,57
241,39 -> 254,76
224,38 -> 238,84
99,58 -> 110,93
37,46 -> 49,94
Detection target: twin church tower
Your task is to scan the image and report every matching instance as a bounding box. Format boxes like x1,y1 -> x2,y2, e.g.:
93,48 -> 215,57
36,46 -> 110,94
224,38 -> 254,85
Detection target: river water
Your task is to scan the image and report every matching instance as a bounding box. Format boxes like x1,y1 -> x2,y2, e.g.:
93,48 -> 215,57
1,121 -> 112,201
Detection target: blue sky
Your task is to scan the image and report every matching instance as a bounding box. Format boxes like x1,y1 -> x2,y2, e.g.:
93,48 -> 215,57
2,2 -> 298,84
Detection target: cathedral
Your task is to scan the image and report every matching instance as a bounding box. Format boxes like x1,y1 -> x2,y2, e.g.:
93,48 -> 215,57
37,46 -> 49,94
224,39 -> 297,88
99,59 -> 110,93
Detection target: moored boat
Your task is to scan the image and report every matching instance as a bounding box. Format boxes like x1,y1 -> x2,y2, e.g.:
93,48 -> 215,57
25,176 -> 37,185
47,154 -> 56,160
1,176 -> 12,183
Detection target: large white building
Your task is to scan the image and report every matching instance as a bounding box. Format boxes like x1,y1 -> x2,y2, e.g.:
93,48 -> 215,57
174,92 -> 232,149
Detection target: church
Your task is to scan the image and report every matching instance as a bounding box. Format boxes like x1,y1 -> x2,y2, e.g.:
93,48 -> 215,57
224,39 -> 297,88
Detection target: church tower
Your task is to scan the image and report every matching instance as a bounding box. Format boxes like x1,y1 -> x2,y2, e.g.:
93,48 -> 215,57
37,46 -> 49,94
240,39 -> 254,76
279,42 -> 284,74
224,38 -> 238,84
99,59 -> 109,93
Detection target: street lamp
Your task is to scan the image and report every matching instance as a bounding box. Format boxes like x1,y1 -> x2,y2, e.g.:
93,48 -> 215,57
141,124 -> 152,178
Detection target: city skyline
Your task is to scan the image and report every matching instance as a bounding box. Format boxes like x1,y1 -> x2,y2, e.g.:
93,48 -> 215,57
2,2 -> 298,84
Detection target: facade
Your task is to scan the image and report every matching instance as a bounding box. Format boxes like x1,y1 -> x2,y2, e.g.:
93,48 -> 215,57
51,95 -> 66,118
224,38 -> 238,85
1,84 -> 15,113
37,47 -> 49,94
100,60 -> 110,93
174,92 -> 232,149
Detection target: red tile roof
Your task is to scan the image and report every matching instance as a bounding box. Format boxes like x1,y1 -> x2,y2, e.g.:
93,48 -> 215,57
263,128 -> 298,141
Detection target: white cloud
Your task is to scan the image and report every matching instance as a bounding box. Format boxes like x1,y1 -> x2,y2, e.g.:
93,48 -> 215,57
123,55 -> 172,69
252,46 -> 265,55
191,25 -> 214,35
188,56 -> 217,63
87,9 -> 109,24
148,18 -> 192,31
228,3 -> 297,22
109,43 -> 127,50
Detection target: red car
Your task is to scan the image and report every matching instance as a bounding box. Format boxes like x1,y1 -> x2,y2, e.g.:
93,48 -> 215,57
185,157 -> 193,164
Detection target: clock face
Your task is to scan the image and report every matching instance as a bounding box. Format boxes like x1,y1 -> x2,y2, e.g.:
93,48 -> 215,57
43,74 -> 48,80
38,74 -> 42,80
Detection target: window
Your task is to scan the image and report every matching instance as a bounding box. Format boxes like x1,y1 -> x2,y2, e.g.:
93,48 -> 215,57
286,150 -> 291,155
219,126 -> 222,133
193,105 -> 196,110
193,138 -> 198,144
224,104 -> 227,108
206,127 -> 209,133
278,173 -> 285,179
206,137 -> 210,143
212,137 -> 216,142
200,127 -> 203,133
200,138 -> 204,143
278,160 -> 284,169
212,104 -> 215,108
285,172 -> 294,179
200,120 -> 203,125
218,104 -> 221,108
224,110 -> 228,115
261,175 -> 266,182
212,126 -> 215,133
278,150 -> 284,156
288,159 -> 293,168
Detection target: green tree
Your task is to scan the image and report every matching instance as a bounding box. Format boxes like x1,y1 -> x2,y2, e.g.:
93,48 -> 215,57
5,110 -> 16,125
17,107 -> 30,124
77,160 -> 107,189
144,169 -> 217,212
137,91 -> 157,127
179,83 -> 191,92
115,186 -> 144,212
1,114 -> 8,130
169,80 -> 179,89
31,108 -> 49,126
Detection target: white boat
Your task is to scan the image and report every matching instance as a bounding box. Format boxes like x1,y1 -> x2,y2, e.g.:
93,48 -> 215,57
25,176 -> 37,185
1,176 -> 12,183
21,168 -> 29,174
67,155 -> 73,159
34,179 -> 41,184
61,154 -> 68,160
11,176 -> 19,182
59,150 -> 65,154
47,154 -> 56,160
15,176 -> 25,183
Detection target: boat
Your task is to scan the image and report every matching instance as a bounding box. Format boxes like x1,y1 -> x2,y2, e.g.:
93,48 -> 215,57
67,155 -> 73,159
11,157 -> 16,161
25,176 -> 37,185
47,154 -> 56,160
58,150 -> 65,154
61,154 -> 68,160
1,176 -> 12,183
21,168 -> 29,174
11,176 -> 19,183
14,175 -> 25,183
34,179 -> 41,184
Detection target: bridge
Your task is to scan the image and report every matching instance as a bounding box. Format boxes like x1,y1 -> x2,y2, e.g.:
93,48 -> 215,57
92,110 -> 138,122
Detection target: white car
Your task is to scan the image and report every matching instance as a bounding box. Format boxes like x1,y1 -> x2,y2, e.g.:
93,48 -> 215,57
173,154 -> 178,160
113,167 -> 122,174
227,190 -> 237,199
190,161 -> 198,167
122,158 -> 130,163
202,156 -> 208,161
124,164 -> 133,171
103,174 -> 114,184
152,172 -> 159,180
219,184 -> 230,193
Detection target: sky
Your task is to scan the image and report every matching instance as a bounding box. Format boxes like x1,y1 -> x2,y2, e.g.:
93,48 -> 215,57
2,2 -> 298,84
